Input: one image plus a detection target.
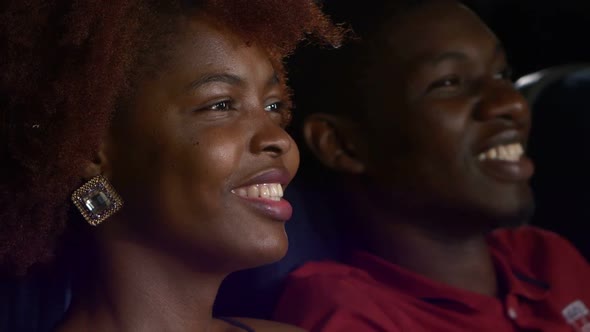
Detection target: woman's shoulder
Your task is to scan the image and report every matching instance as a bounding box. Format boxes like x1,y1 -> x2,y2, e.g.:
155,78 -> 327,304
223,317 -> 306,332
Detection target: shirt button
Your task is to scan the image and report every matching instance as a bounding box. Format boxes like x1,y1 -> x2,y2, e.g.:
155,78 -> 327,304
507,308 -> 518,320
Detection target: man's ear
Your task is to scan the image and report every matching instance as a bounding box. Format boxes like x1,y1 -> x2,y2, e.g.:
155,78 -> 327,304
303,113 -> 366,174
81,140 -> 112,181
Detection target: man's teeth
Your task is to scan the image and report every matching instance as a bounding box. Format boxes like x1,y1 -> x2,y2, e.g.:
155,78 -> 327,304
232,183 -> 284,201
478,143 -> 524,162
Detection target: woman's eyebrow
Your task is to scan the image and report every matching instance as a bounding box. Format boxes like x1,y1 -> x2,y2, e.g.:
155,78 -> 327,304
185,72 -> 280,91
266,72 -> 280,89
186,73 -> 244,91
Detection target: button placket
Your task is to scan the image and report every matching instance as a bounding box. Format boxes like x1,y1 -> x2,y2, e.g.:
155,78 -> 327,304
505,294 -> 520,322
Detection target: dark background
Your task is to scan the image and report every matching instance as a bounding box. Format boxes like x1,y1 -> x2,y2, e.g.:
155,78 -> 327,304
466,0 -> 589,76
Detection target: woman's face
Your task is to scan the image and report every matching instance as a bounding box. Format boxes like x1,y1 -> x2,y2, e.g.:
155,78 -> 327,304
105,14 -> 299,271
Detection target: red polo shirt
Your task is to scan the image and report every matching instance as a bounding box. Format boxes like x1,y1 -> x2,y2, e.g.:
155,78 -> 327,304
274,226 -> 590,331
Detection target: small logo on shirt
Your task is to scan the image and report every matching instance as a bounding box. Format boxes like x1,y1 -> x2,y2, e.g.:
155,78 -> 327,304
562,300 -> 590,332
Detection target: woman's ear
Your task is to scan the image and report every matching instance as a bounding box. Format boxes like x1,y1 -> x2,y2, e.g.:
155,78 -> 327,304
303,113 -> 366,174
82,140 -> 112,181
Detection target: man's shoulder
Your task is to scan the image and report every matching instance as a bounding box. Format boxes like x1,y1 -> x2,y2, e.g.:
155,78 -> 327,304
489,226 -> 588,277
275,259 -> 407,331
283,259 -> 374,296
226,318 -> 305,332
489,225 -> 579,255
281,259 -> 379,304
288,259 -> 363,279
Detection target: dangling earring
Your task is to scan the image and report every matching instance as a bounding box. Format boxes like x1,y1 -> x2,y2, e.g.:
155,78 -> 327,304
71,175 -> 124,226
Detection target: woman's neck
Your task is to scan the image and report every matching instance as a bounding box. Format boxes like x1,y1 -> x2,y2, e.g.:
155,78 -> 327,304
57,234 -> 226,332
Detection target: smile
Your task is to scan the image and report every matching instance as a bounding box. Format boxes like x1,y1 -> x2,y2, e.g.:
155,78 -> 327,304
231,183 -> 284,201
231,183 -> 292,221
475,141 -> 534,182
478,143 -> 524,162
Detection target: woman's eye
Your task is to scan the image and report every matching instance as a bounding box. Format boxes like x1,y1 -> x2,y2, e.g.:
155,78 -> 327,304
427,75 -> 462,92
264,102 -> 283,112
265,101 -> 292,127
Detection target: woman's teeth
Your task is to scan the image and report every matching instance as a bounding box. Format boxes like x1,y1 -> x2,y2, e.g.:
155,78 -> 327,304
478,143 -> 524,162
232,183 -> 284,201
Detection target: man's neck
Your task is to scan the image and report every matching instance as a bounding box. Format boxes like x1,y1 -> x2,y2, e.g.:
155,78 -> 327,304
364,212 -> 499,297
58,235 -> 226,332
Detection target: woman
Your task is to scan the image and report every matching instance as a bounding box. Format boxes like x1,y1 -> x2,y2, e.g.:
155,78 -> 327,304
0,0 -> 342,331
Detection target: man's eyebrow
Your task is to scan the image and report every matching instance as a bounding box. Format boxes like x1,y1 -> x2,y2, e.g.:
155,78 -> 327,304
493,43 -> 506,59
429,51 -> 469,66
428,43 -> 505,66
186,73 -> 244,91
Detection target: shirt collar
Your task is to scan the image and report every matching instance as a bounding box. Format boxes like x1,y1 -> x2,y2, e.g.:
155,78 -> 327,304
487,231 -> 550,301
349,237 -> 549,312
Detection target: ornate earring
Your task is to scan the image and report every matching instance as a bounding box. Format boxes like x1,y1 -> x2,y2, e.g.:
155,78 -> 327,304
71,175 -> 124,226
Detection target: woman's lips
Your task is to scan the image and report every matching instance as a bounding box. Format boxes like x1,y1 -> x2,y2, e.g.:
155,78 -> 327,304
232,169 -> 294,221
232,183 -> 284,201
231,192 -> 293,221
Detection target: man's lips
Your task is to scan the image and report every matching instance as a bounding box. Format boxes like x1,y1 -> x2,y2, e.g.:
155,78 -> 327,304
476,142 -> 534,182
476,129 -> 526,156
477,156 -> 535,182
474,129 -> 534,182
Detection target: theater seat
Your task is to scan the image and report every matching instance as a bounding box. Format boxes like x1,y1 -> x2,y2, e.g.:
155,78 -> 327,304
517,64 -> 590,261
516,64 -> 590,105
0,264 -> 70,332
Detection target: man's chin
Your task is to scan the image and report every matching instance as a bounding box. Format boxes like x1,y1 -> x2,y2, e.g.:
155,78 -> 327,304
408,199 -> 536,236
369,187 -> 535,234
488,201 -> 536,230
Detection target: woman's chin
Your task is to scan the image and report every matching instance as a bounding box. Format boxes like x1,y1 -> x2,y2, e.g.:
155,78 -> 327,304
235,233 -> 289,271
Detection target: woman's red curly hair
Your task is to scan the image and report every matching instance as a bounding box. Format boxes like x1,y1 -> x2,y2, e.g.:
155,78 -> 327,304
0,0 -> 343,274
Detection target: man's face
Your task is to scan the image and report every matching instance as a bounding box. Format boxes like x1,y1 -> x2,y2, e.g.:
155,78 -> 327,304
364,2 -> 534,228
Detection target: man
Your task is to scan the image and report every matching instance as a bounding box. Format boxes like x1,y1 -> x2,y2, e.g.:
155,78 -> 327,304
274,1 -> 590,331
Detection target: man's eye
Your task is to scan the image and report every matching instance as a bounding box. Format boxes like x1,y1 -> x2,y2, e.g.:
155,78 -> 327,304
264,102 -> 283,112
427,75 -> 462,92
208,100 -> 232,111
493,67 -> 513,81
